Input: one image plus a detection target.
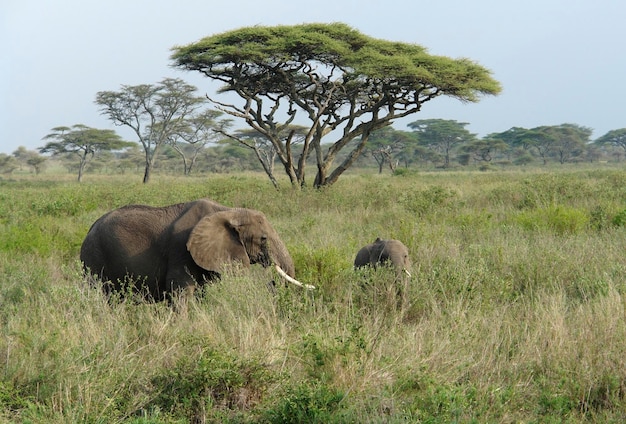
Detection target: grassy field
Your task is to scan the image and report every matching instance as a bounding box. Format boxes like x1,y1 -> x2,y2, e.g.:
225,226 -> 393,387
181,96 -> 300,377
2,167 -> 626,422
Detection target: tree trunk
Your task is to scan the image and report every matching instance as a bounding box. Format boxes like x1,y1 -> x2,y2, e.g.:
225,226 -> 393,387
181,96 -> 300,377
78,161 -> 85,182
143,152 -> 156,183
143,163 -> 152,183
143,144 -> 161,183
315,135 -> 369,187
77,152 -> 88,182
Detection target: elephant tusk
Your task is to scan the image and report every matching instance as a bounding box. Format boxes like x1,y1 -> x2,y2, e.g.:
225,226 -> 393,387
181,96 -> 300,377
275,265 -> 316,290
403,268 -> 412,278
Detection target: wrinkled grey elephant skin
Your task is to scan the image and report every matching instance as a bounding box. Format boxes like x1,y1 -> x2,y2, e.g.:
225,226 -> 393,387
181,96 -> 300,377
80,198 -> 296,301
354,238 -> 411,278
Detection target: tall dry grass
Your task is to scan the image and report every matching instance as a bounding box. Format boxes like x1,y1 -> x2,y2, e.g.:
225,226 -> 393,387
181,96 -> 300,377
1,167 -> 626,422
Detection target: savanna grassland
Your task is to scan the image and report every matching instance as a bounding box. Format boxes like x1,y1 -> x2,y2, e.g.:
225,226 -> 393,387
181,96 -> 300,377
2,167 -> 626,423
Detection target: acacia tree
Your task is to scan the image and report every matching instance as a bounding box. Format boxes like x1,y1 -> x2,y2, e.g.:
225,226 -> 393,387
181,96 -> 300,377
169,109 -> 231,175
39,124 -> 133,181
595,128 -> 626,157
524,124 -> 590,165
490,127 -> 536,152
514,127 -> 554,165
544,124 -> 591,164
12,146 -> 47,174
367,127 -> 415,173
460,137 -> 508,164
95,78 -> 205,183
407,119 -> 476,167
171,23 -> 501,188
0,154 -> 19,174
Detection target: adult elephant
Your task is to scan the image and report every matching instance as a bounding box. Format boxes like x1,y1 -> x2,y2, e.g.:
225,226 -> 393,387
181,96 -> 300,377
354,238 -> 412,278
80,198 -> 312,301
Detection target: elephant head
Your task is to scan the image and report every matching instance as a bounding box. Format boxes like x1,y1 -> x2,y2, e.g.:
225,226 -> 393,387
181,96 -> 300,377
80,199 -> 312,301
187,209 -> 289,275
185,208 -> 314,290
354,237 -> 412,278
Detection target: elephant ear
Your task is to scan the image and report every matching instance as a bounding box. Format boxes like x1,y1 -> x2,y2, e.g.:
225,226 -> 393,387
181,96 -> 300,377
186,211 -> 250,273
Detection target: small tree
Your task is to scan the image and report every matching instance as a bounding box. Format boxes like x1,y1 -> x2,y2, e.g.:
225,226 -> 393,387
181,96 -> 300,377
486,126 -> 545,163
12,147 -> 47,174
39,124 -> 133,181
407,119 -> 476,167
116,144 -> 146,174
460,137 -> 508,164
95,78 -> 205,183
171,23 -> 501,188
520,127 -> 554,165
595,128 -> 626,157
0,154 -> 19,174
367,127 -> 415,173
169,109 -> 231,175
489,127 -> 536,152
545,124 -> 590,164
27,156 -> 47,175
528,124 -> 590,165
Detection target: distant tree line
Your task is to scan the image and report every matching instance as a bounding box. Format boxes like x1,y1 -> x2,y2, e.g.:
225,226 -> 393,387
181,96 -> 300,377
357,120 -> 626,172
3,120 -> 625,180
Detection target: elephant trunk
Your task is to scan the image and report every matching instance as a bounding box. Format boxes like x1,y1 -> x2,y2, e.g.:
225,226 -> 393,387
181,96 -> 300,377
266,236 -> 313,289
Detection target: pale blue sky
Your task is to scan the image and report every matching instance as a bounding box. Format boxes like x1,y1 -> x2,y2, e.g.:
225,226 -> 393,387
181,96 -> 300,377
1,0 -> 624,153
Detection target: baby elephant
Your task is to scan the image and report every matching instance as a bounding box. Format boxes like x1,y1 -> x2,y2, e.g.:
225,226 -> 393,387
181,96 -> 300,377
354,238 -> 412,278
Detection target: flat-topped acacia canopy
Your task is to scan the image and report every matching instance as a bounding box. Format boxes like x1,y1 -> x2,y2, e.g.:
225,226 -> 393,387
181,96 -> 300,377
171,23 -> 501,187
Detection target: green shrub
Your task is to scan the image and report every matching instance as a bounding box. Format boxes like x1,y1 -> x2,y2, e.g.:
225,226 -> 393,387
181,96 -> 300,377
0,380 -> 31,415
611,209 -> 626,227
400,185 -> 456,217
589,205 -> 610,230
149,347 -> 275,422
392,167 -> 418,177
514,205 -> 589,235
261,381 -> 346,424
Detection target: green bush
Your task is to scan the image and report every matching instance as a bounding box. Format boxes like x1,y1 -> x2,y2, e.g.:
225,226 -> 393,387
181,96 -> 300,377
513,205 -> 589,235
611,209 -> 626,227
261,381 -> 346,424
0,380 -> 31,415
149,347 -> 275,422
400,185 -> 456,217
